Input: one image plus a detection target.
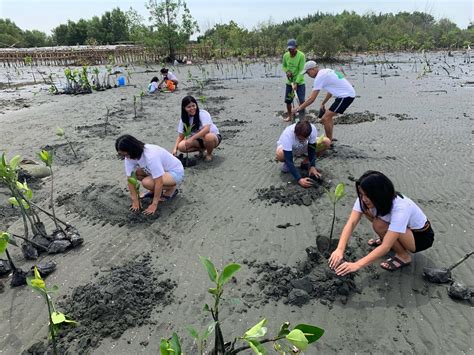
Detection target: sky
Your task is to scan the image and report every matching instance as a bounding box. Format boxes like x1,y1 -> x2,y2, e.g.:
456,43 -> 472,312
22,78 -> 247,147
1,0 -> 473,35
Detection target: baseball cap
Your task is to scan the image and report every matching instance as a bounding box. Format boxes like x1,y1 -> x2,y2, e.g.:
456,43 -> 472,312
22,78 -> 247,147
301,60 -> 318,75
287,39 -> 297,49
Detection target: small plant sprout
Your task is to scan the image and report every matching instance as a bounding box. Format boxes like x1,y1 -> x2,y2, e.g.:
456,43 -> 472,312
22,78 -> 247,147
24,56 -> 36,83
56,127 -> 78,159
27,266 -> 77,355
133,95 -> 137,118
198,95 -> 207,105
105,105 -> 110,135
127,171 -> 141,210
139,90 -> 145,110
183,123 -> 194,165
0,231 -> 20,278
167,257 -> 324,354
324,183 -> 346,252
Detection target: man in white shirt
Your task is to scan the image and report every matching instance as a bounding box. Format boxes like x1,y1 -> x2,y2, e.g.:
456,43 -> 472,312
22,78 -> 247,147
293,61 -> 355,143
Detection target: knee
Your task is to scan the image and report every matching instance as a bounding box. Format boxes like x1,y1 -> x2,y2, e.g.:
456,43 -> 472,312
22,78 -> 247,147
322,137 -> 331,148
177,141 -> 187,152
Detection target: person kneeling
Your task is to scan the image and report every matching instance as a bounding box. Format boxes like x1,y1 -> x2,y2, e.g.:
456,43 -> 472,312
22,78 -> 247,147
329,170 -> 434,275
115,134 -> 184,215
275,120 -> 331,188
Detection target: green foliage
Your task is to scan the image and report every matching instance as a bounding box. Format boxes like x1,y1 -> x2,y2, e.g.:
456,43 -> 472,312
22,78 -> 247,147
0,232 -> 9,255
56,128 -> 78,158
324,183 -> 346,250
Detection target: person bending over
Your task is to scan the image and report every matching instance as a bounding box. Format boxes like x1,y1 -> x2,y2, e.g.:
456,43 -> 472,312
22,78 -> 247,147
275,120 -> 331,188
172,96 -> 222,162
115,134 -> 184,215
158,68 -> 178,91
329,170 -> 434,275
293,61 -> 355,144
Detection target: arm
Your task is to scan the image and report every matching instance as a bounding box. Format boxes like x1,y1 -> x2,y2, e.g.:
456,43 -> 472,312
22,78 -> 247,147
294,89 -> 320,112
189,124 -> 210,141
172,133 -> 185,155
143,176 -> 164,215
335,230 -> 400,276
128,180 -> 140,211
283,150 -> 313,188
328,210 -> 362,269
307,143 -> 321,178
320,92 -> 332,106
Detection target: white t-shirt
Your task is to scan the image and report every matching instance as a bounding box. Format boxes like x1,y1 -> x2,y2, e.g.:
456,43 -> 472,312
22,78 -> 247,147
277,123 -> 318,152
124,144 -> 183,179
353,195 -> 427,233
148,82 -> 159,93
164,71 -> 178,81
177,109 -> 219,136
312,69 -> 355,98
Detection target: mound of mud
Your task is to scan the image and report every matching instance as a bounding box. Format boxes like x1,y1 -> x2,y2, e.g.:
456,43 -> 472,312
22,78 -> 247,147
244,244 -> 361,307
334,111 -> 383,125
76,122 -> 121,138
254,179 -> 328,206
218,119 -> 248,127
41,143 -> 89,166
220,129 -> 241,140
56,184 -> 160,226
24,255 -> 176,354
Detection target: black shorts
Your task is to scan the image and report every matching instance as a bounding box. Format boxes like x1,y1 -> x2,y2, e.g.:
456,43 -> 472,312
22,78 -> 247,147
329,97 -> 354,114
412,222 -> 434,252
197,134 -> 222,149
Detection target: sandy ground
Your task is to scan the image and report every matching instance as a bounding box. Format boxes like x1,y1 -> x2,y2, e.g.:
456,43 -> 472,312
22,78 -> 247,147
0,51 -> 473,354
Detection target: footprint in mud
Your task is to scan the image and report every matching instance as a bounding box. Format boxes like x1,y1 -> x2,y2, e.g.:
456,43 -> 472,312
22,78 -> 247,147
220,128 -> 241,140
42,143 -> 90,165
76,122 -> 121,138
56,184 -> 162,226
217,119 -> 248,127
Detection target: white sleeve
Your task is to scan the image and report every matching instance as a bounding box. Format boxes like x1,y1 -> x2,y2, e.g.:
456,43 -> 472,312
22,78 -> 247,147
313,73 -> 325,91
124,159 -> 135,177
279,130 -> 293,151
388,203 -> 410,233
199,110 -> 212,127
144,151 -> 165,179
177,120 -> 184,134
168,72 -> 177,81
353,198 -> 362,212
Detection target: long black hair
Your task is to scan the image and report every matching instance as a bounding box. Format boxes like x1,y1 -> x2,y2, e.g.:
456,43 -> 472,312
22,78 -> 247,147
356,170 -> 401,216
150,76 -> 159,83
181,95 -> 201,133
115,134 -> 145,159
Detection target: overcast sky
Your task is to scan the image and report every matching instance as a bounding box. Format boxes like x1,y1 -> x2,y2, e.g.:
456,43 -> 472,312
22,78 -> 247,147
1,0 -> 473,34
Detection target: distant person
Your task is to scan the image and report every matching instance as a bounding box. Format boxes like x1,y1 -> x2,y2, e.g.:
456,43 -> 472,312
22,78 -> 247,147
293,61 -> 355,142
275,120 -> 330,188
282,39 -> 306,122
158,68 -> 178,91
115,134 -> 184,215
148,76 -> 160,94
329,171 -> 434,275
172,96 -> 222,162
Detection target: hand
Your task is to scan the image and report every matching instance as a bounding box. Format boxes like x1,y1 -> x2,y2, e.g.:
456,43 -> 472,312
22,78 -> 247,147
172,148 -> 177,156
291,82 -> 297,91
328,248 -> 344,269
286,71 -> 293,79
291,107 -> 299,115
143,202 -> 158,215
130,200 -> 140,212
298,177 -> 314,188
335,261 -> 361,276
309,167 -> 321,178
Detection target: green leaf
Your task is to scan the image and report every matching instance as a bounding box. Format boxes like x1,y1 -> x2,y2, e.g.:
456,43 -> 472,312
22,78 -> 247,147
9,155 -> 21,170
159,339 -> 171,355
294,324 -> 324,344
334,183 -> 345,202
51,311 -> 66,324
245,339 -> 267,355
202,321 -> 216,340
285,329 -> 308,351
186,326 -> 199,339
243,319 -> 267,339
217,263 -> 241,286
203,303 -> 211,312
199,256 -> 218,283
1,153 -> 6,168
0,232 -> 9,254
56,127 -> 65,137
208,287 -> 219,295
277,322 -> 290,337
26,276 -> 46,292
47,285 -> 60,293
170,333 -> 181,354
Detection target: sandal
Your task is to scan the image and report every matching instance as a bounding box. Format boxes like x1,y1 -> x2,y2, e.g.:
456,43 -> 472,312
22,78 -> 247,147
367,238 -> 382,247
380,256 -> 411,272
160,189 -> 179,201
140,191 -> 154,199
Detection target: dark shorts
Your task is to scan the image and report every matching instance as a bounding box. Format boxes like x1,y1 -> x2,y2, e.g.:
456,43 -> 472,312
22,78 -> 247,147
284,84 -> 305,104
329,96 -> 354,114
412,222 -> 434,252
197,134 -> 222,149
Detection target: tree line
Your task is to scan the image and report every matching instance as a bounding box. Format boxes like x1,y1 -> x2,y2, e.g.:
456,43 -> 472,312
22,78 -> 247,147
1,2 -> 473,59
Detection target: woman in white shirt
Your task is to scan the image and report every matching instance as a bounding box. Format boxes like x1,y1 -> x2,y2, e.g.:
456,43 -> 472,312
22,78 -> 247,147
172,96 -> 222,162
329,170 -> 434,275
115,135 -> 184,215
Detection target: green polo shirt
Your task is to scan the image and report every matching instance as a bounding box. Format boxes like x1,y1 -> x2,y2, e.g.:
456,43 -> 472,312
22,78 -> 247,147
282,50 -> 306,85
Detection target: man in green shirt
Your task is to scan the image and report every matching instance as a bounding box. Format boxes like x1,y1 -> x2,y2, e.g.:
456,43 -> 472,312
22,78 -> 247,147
282,39 -> 306,122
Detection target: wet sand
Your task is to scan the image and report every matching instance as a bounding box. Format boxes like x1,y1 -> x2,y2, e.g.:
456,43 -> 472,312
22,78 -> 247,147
0,51 -> 473,354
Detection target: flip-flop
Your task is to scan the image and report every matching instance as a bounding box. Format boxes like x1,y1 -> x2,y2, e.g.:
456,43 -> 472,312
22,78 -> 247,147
161,189 -> 179,201
380,256 -> 411,272
140,191 -> 154,199
367,238 -> 382,247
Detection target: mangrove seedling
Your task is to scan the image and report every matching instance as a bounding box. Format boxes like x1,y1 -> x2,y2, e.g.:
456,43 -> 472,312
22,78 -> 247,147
183,123 -> 194,165
165,257 -> 324,354
56,127 -> 78,159
105,105 -> 110,135
127,171 -> 141,211
139,90 -> 145,110
24,56 -> 36,83
198,95 -> 207,105
0,231 -> 26,286
27,266 -> 77,355
92,67 -> 101,90
324,183 -> 345,252
133,95 -> 137,118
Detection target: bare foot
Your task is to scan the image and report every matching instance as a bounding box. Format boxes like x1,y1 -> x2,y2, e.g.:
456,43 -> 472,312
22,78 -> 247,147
204,154 -> 213,162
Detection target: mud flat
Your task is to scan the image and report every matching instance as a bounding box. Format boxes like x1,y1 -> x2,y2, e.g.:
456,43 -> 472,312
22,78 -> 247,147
0,51 -> 473,354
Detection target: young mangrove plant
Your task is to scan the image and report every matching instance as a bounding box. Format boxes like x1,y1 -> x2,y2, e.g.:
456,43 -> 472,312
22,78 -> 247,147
56,127 -> 77,159
133,95 -> 137,118
324,183 -> 345,252
139,90 -> 145,110
161,257 -> 324,354
104,105 -> 110,135
127,171 -> 141,211
27,266 -> 77,355
0,231 -> 27,287
24,56 -> 36,83
183,123 -> 194,166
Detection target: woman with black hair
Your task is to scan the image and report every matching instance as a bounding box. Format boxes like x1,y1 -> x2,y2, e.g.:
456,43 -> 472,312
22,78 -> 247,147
172,95 -> 221,162
148,76 -> 160,93
115,134 -> 184,215
329,171 -> 434,275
